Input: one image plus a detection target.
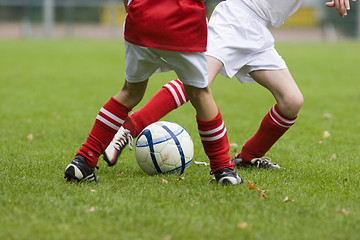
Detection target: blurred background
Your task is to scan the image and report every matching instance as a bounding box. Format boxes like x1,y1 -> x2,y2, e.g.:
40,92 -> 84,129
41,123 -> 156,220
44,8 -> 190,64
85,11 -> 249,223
0,0 -> 359,41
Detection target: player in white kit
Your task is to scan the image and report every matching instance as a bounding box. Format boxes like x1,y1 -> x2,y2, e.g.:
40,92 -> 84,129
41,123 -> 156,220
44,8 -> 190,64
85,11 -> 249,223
201,0 -> 303,168
103,0 -> 357,169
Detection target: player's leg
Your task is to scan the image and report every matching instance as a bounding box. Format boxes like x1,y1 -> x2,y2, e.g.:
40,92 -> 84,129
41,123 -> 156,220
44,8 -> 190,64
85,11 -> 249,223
184,84 -> 242,185
252,69 -> 303,118
186,56 -> 239,183
206,55 -> 224,86
113,80 -> 148,110
64,41 -> 156,182
103,55 -> 224,166
64,80 -> 148,182
63,83 -> 146,182
235,68 -> 303,168
161,50 -> 241,184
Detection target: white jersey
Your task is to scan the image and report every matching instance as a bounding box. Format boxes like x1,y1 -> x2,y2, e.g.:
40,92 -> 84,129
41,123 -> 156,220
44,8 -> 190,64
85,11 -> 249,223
228,0 -> 302,27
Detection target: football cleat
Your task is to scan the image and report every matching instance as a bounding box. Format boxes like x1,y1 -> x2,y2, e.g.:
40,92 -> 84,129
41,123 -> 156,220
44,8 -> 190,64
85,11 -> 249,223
234,157 -> 283,169
213,167 -> 243,185
64,155 -> 98,183
103,126 -> 133,167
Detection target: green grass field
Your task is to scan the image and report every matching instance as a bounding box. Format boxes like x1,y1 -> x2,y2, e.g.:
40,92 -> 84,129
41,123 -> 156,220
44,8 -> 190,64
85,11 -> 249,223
1,39 -> 359,240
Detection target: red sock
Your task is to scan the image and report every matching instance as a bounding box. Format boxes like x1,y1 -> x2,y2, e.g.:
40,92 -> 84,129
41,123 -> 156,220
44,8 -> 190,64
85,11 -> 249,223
197,110 -> 233,173
236,104 -> 297,163
130,79 -> 188,137
77,97 -> 131,167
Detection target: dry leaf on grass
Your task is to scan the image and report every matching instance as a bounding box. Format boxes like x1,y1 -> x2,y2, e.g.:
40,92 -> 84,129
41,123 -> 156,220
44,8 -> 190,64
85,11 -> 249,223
322,130 -> 331,139
163,235 -> 172,240
27,133 -> 34,142
338,208 -> 354,215
283,196 -> 294,203
247,181 -> 268,199
90,189 -> 97,193
229,143 -> 239,153
237,222 -> 248,229
190,202 -> 199,207
322,113 -> 332,119
177,176 -> 185,181
247,181 -> 260,191
259,192 -> 267,200
330,154 -> 337,161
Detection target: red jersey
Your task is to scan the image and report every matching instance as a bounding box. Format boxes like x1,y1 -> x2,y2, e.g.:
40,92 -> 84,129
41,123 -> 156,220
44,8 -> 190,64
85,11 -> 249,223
124,0 -> 207,53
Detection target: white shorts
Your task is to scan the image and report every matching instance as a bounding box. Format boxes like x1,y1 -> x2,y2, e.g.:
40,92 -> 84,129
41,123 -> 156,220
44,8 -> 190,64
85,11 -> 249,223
125,41 -> 208,88
206,0 -> 287,84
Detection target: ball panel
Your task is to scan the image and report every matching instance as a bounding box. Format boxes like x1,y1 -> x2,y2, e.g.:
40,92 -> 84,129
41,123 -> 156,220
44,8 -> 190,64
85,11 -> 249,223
135,121 -> 194,175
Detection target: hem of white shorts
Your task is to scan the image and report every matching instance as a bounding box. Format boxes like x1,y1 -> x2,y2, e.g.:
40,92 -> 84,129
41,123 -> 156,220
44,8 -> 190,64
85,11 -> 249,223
236,66 -> 288,84
125,74 -> 150,83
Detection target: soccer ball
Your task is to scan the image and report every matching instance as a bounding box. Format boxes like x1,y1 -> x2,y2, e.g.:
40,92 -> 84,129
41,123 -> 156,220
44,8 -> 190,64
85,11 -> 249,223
135,121 -> 194,175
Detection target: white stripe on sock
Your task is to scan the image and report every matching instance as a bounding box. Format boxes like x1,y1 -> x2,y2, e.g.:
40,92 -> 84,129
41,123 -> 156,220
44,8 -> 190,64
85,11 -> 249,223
96,115 -> 120,131
200,126 -> 227,141
100,107 -> 125,125
271,106 -> 296,125
198,121 -> 225,135
164,83 -> 181,107
171,80 -> 187,104
269,110 -> 290,128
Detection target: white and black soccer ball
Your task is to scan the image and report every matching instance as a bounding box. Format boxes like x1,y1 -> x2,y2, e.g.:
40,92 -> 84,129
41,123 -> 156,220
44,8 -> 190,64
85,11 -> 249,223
135,121 -> 194,175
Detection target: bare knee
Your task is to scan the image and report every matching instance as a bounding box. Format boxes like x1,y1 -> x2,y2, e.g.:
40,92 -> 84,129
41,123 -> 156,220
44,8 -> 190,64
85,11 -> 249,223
183,85 -> 211,105
277,92 -> 304,118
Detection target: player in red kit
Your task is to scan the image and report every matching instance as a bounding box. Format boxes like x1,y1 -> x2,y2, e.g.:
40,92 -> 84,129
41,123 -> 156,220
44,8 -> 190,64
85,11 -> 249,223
103,0 -> 357,170
64,0 -> 242,185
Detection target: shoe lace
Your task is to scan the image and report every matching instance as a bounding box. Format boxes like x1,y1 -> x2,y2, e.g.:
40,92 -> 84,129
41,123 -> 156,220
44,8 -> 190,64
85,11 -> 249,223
113,127 -> 133,150
251,157 -> 278,168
